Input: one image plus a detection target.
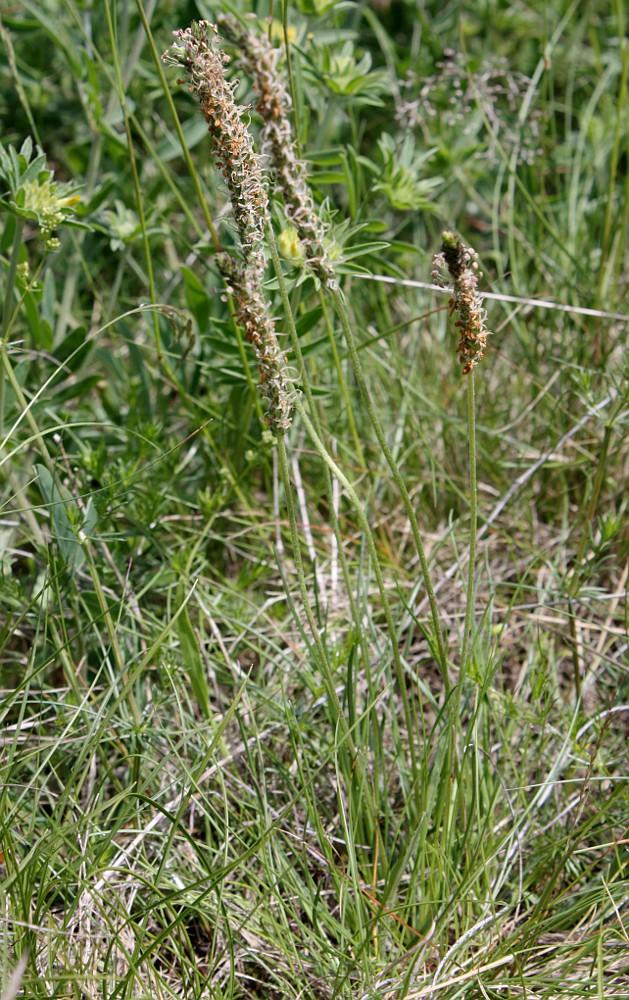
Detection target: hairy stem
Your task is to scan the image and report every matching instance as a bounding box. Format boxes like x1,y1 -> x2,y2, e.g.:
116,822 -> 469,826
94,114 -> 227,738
330,285 -> 449,689
460,370 -> 478,676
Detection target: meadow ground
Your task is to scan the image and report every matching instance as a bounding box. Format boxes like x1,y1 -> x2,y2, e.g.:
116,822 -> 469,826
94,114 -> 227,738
0,1 -> 628,998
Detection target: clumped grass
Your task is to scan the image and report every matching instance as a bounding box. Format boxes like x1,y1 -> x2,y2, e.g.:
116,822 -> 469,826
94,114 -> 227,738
1,1 -> 628,999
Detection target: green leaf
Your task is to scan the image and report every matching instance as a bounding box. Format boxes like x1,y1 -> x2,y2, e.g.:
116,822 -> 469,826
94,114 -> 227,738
302,149 -> 344,167
204,336 -> 243,359
311,171 -> 347,185
341,241 -> 390,261
176,604 -> 211,719
51,374 -> 102,404
36,465 -> 84,571
181,265 -> 211,333
296,307 -> 324,337
53,327 -> 91,371
22,292 -> 47,348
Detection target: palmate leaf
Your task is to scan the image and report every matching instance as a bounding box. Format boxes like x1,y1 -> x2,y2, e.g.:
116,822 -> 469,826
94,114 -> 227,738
373,134 -> 444,213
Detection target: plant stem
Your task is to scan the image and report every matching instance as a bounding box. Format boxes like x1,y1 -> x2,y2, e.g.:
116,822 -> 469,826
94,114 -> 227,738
330,285 -> 449,689
460,370 -> 477,676
293,399 -> 419,778
281,0 -> 301,160
1,219 -> 23,341
266,224 -> 364,623
275,432 -> 378,826
572,422 -> 612,578
567,418 -> 612,700
0,218 -> 25,438
318,290 -> 365,468
266,224 -> 384,780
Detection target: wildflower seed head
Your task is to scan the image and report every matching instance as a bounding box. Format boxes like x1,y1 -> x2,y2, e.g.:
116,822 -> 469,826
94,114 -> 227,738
163,20 -> 269,272
164,20 -> 299,431
432,231 -> 491,375
218,14 -> 336,288
396,54 -> 542,166
217,251 -> 298,432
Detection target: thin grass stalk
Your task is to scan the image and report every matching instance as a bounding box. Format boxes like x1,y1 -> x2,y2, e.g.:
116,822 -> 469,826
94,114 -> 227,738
318,290 -> 366,468
567,418 -> 613,699
275,432 -> 379,827
0,218 -> 25,438
266,224 -> 370,669
329,286 -> 449,689
599,4 -> 629,300
459,370 -> 477,674
136,0 -> 219,250
0,342 -> 140,724
293,399 -> 420,780
281,0 -> 302,159
106,0 -> 164,370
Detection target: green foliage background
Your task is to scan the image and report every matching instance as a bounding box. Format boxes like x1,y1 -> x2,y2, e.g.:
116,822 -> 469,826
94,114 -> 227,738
0,1 -> 627,997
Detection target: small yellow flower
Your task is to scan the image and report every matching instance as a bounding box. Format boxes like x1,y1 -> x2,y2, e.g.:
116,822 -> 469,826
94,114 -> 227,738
269,20 -> 297,44
57,194 -> 81,208
278,226 -> 305,261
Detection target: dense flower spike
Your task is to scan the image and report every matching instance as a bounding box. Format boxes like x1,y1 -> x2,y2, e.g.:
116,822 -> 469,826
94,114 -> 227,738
217,251 -> 297,430
432,231 -> 491,374
163,21 -> 297,431
218,14 -> 336,288
163,20 -> 267,268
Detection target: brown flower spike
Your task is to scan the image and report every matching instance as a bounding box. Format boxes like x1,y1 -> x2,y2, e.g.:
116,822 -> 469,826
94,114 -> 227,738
163,20 -> 297,432
432,231 -> 491,374
218,14 -> 336,288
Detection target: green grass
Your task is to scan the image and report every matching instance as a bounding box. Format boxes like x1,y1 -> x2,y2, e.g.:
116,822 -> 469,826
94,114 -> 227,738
1,0 -> 628,998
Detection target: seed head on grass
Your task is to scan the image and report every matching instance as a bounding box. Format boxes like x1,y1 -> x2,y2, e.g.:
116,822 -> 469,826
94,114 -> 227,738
218,14 -> 336,288
163,20 -> 267,268
163,20 -> 297,432
432,230 -> 491,374
218,251 -> 296,432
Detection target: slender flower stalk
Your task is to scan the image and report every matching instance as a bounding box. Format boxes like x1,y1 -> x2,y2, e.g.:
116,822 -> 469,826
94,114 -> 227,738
330,287 -> 449,686
461,368 -> 478,672
218,14 -> 335,287
267,221 -> 419,786
163,20 -> 297,431
432,231 -> 490,671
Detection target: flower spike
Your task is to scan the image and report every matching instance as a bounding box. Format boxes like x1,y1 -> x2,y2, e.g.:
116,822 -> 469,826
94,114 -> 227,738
218,14 -> 336,288
432,231 -> 491,374
163,21 -> 298,431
